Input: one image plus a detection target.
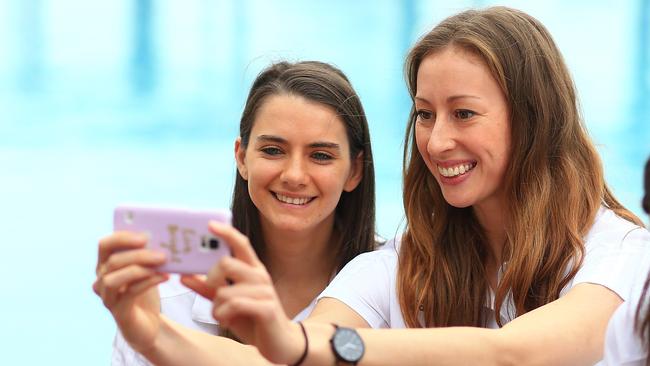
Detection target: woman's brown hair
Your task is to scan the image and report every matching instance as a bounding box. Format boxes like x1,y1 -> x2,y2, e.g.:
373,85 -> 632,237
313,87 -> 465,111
398,7 -> 642,328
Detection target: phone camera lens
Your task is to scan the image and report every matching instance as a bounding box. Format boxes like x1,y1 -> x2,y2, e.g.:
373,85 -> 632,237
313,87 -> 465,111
208,238 -> 219,249
201,236 -> 220,250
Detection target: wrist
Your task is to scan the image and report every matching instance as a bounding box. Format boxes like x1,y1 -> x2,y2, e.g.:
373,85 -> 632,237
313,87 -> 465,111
288,321 -> 308,366
299,323 -> 338,366
137,316 -> 172,363
282,321 -> 309,366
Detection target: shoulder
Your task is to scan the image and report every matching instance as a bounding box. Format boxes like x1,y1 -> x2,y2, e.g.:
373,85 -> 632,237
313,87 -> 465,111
584,207 -> 650,248
324,235 -> 401,288
325,235 -> 401,295
319,235 -> 403,328
347,236 -> 400,268
570,208 -> 650,301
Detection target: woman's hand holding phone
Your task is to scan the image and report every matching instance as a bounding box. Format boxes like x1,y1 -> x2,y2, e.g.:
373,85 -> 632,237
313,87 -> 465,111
181,221 -> 305,365
94,205 -> 233,356
93,231 -> 169,354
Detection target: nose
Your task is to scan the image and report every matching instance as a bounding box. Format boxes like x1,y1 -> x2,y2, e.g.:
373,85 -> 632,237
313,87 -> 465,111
280,155 -> 309,188
426,117 -> 456,156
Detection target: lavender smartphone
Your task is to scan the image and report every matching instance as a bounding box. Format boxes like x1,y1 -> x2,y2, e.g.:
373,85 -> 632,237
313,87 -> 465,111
113,205 -> 232,274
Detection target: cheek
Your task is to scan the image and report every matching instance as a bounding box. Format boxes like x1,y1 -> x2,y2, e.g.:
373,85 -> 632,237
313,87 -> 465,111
495,124 -> 511,171
414,125 -> 432,160
313,168 -> 348,200
245,163 -> 274,191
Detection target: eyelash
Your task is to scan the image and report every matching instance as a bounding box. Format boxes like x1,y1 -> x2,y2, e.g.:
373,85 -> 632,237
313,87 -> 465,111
454,109 -> 475,120
416,110 -> 433,121
260,146 -> 283,156
311,152 -> 333,162
260,147 -> 334,162
416,109 -> 476,122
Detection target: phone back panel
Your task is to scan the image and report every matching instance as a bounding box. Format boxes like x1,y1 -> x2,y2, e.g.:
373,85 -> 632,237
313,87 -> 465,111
113,205 -> 232,274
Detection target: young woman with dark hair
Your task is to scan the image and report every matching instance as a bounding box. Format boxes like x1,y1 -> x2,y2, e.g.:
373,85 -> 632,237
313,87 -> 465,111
93,60 -> 377,365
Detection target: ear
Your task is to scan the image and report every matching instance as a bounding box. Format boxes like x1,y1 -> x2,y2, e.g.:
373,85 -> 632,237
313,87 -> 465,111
234,137 -> 248,180
343,152 -> 364,192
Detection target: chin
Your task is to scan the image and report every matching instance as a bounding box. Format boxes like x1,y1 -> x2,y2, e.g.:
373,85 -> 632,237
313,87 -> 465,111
441,195 -> 473,209
274,221 -> 310,233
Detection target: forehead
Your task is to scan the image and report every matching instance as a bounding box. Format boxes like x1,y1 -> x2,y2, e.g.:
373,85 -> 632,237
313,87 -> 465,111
416,46 -> 502,99
251,94 -> 349,144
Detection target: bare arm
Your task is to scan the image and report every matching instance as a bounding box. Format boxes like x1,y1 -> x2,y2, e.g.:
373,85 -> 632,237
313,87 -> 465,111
202,222 -> 622,365
307,298 -> 370,328
139,317 -> 280,366
298,283 -> 620,366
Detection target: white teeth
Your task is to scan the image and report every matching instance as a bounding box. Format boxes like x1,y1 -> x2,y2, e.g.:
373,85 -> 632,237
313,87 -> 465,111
275,193 -> 311,205
437,163 -> 475,178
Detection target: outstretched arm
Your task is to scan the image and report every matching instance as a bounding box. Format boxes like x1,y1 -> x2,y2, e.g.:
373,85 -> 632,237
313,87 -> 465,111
296,283 -> 620,366
200,222 -> 622,365
138,316 -> 280,366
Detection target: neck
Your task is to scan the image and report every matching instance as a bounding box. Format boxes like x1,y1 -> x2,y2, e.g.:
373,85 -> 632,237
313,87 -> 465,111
259,215 -> 339,317
473,198 -> 508,283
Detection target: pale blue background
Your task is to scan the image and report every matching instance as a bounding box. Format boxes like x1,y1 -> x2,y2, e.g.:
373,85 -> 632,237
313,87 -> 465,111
0,0 -> 648,364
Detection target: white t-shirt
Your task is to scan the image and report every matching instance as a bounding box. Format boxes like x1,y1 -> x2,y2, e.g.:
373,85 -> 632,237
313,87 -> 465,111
602,284 -> 650,365
320,207 -> 650,333
112,275 -> 317,365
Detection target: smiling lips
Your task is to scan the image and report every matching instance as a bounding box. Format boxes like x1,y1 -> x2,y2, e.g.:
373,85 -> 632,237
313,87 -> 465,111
437,161 -> 477,178
274,192 -> 316,206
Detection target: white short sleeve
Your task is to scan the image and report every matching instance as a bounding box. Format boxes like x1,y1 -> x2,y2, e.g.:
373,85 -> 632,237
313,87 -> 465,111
112,330 -> 152,366
111,275 -> 218,365
566,209 -> 650,301
318,239 -> 406,329
602,288 -> 649,365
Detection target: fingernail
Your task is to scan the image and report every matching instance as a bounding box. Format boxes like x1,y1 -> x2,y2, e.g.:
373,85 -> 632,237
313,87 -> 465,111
135,233 -> 150,243
209,220 -> 225,229
152,251 -> 166,260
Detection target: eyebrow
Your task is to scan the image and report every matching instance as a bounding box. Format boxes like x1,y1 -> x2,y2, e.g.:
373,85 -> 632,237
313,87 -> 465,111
414,95 -> 481,104
256,135 -> 341,150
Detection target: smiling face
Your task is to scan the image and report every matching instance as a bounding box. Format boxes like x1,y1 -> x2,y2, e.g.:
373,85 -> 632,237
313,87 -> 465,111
414,46 -> 511,212
235,94 -> 362,235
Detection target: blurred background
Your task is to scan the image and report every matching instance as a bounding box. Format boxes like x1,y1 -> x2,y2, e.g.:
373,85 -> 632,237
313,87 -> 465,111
0,0 -> 647,364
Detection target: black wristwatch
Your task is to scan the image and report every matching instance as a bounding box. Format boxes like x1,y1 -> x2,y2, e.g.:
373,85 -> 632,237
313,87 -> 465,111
330,324 -> 365,365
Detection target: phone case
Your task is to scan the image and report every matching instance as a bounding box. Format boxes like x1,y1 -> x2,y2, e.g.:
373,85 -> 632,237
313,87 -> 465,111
113,204 -> 232,274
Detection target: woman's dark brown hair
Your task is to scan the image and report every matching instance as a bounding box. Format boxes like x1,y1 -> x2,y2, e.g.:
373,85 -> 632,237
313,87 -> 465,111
232,61 -> 376,269
222,61 -> 376,339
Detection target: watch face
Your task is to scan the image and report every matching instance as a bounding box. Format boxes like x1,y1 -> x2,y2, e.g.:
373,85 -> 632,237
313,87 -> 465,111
332,327 -> 365,362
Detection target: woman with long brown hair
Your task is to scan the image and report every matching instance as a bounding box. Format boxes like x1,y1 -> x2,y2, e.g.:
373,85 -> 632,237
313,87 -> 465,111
186,6 -> 650,366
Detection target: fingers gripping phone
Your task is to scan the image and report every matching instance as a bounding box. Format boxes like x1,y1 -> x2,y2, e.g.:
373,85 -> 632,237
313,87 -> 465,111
113,205 -> 232,274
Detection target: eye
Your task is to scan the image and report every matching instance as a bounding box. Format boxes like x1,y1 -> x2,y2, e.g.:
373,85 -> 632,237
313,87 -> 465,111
454,109 -> 476,120
260,146 -> 283,156
416,110 -> 433,121
311,152 -> 333,162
